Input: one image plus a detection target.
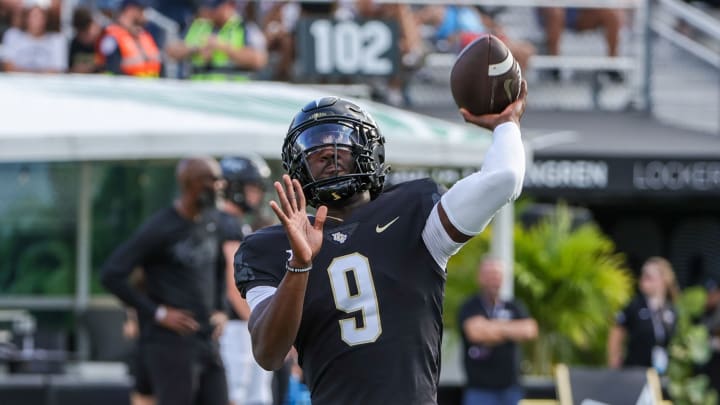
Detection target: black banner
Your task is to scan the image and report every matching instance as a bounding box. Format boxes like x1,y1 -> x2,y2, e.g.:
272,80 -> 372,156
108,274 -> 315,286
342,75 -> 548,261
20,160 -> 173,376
296,18 -> 400,78
524,156 -> 720,198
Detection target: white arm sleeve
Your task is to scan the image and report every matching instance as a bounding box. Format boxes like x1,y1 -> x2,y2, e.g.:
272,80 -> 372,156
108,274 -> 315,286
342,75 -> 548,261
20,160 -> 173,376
422,205 -> 464,269
422,122 -> 525,268
441,121 -> 525,235
246,285 -> 277,312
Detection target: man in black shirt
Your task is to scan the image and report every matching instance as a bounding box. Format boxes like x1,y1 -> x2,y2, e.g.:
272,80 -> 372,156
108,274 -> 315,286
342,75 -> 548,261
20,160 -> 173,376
102,156 -> 231,405
458,256 -> 538,405
235,85 -> 528,405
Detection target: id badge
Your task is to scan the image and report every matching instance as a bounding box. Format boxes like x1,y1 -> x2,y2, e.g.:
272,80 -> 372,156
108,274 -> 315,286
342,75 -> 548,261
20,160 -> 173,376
652,345 -> 668,374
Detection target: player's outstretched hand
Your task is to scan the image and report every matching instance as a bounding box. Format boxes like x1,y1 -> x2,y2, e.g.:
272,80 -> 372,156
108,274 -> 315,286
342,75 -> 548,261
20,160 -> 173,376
269,174 -> 327,268
461,79 -> 527,131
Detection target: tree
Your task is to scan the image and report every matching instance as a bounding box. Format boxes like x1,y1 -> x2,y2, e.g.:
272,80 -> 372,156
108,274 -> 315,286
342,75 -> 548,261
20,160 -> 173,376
667,287 -> 718,405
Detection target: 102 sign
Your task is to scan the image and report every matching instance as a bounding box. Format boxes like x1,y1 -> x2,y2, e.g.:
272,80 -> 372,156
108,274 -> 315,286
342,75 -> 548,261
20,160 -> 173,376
297,18 -> 400,77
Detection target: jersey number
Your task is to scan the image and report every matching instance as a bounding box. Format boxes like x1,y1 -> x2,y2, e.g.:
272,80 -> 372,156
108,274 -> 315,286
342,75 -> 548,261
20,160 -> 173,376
327,253 -> 382,346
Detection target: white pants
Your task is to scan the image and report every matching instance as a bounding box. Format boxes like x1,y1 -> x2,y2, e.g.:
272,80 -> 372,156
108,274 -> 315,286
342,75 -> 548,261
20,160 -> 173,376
220,320 -> 273,405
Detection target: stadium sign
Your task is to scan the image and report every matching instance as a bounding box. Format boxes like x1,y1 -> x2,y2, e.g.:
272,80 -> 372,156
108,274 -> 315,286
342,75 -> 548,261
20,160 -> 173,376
296,18 -> 400,78
525,159 -> 608,190
525,157 -> 720,197
632,160 -> 720,192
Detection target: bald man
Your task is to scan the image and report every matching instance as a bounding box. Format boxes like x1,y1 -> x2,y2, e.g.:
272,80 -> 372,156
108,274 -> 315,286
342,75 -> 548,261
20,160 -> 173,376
458,256 -> 538,405
102,156 -> 235,405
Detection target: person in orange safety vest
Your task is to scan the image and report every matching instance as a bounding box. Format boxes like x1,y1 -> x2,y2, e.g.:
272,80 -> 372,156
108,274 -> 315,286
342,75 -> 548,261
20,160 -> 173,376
96,0 -> 161,77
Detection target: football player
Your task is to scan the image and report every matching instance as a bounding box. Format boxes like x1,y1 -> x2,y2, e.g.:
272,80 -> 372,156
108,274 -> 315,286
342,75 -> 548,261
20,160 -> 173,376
235,81 -> 528,405
218,155 -> 274,405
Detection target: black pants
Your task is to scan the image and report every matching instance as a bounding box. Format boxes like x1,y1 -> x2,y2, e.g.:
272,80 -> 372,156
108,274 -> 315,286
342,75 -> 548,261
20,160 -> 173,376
140,339 -> 228,405
128,341 -> 153,395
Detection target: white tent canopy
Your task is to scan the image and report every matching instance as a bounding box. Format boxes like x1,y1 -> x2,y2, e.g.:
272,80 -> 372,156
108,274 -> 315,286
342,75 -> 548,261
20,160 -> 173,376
0,74 -> 492,167
0,74 -> 519,366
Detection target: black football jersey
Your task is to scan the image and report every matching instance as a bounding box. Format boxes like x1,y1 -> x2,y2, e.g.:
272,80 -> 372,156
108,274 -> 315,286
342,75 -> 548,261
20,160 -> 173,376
235,178 -> 446,405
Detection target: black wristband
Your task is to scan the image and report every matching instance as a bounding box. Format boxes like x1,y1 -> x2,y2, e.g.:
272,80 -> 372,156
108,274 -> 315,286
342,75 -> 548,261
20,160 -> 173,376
286,261 -> 312,273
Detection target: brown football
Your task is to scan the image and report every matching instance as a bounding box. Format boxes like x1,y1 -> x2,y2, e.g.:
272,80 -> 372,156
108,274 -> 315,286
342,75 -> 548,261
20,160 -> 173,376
450,34 -> 522,116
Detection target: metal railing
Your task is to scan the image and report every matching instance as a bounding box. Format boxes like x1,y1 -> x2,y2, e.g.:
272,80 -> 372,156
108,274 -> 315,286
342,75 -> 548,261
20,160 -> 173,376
416,0 -> 651,110
651,0 -> 720,68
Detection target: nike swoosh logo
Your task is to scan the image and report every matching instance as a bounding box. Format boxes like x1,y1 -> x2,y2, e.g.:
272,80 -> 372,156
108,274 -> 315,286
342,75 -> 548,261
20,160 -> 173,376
376,216 -> 400,233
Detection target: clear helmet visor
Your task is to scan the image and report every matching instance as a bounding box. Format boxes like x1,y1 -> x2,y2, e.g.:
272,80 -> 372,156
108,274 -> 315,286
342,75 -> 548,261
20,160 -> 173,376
292,123 -> 359,156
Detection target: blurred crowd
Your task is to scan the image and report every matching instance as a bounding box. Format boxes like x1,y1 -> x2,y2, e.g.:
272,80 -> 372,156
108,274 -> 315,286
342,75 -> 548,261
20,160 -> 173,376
1,0 -> 719,106
0,0 -> 644,105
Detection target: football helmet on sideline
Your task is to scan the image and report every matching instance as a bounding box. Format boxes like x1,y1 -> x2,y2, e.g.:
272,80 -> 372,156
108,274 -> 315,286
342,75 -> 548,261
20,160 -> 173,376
220,155 -> 271,213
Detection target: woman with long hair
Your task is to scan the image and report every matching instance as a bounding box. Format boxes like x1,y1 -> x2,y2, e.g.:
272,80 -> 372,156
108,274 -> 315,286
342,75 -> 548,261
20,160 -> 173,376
608,256 -> 679,374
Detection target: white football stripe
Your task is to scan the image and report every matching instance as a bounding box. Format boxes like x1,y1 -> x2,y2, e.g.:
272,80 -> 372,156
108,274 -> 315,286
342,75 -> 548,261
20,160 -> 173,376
488,52 -> 515,77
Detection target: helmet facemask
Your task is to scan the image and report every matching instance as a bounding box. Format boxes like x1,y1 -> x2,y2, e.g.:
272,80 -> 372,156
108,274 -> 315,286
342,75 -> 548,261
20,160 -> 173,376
283,120 -> 388,208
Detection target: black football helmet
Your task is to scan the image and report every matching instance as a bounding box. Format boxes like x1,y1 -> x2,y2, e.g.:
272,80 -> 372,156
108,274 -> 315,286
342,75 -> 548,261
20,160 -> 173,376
220,155 -> 270,212
282,97 -> 390,208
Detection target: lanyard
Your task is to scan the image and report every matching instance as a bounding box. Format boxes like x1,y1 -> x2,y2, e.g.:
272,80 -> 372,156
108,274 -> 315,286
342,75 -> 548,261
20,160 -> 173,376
648,305 -> 667,345
481,297 -> 503,319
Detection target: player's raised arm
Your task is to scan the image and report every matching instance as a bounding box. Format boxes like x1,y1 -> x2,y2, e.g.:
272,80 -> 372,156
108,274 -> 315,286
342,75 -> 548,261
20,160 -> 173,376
422,81 -> 527,267
247,175 -> 327,370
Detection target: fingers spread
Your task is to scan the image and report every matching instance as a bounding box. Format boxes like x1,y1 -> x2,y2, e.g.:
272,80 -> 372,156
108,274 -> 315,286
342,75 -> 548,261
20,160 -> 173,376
269,201 -> 288,224
275,179 -> 294,215
293,179 -> 306,209
314,205 -> 328,231
283,175 -> 298,211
